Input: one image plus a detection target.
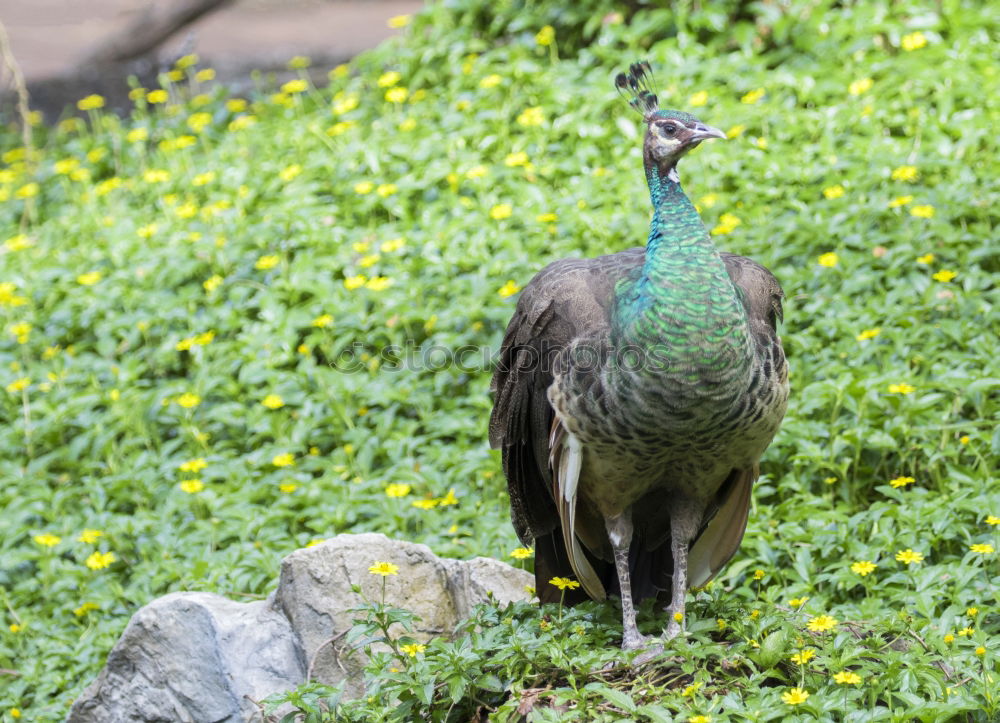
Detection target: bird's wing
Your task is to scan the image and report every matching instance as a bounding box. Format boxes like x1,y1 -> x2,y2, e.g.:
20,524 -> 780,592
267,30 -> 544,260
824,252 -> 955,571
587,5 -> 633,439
685,253 -> 786,588
489,249 -> 644,576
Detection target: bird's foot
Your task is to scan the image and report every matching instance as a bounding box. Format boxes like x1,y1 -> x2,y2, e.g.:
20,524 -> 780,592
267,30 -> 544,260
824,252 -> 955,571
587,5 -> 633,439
616,634 -> 664,666
663,619 -> 683,640
621,630 -> 650,651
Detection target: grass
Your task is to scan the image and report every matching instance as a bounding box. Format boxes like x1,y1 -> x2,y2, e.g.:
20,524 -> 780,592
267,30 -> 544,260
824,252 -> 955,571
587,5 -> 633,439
1,0 -> 998,719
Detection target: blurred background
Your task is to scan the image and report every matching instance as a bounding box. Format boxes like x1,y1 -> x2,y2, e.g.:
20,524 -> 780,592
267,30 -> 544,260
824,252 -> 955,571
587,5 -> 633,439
0,0 -> 423,119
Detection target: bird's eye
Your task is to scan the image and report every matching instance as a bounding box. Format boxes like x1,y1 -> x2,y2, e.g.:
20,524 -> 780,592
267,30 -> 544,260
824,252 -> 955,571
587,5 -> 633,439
661,123 -> 677,136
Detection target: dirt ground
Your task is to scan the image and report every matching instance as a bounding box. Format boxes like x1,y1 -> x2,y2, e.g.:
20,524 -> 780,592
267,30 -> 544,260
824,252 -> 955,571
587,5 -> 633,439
0,0 -> 422,117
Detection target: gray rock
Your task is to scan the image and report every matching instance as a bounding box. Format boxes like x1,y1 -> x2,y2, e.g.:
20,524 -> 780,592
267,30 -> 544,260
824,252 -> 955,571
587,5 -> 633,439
69,534 -> 533,721
67,592 -> 305,723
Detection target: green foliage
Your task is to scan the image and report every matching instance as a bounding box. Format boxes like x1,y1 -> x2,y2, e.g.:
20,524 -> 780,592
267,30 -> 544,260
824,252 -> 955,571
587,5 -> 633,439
0,0 -> 997,719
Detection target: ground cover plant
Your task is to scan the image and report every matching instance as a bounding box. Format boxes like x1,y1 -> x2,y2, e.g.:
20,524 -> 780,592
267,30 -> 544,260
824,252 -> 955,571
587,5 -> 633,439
0,0 -> 997,719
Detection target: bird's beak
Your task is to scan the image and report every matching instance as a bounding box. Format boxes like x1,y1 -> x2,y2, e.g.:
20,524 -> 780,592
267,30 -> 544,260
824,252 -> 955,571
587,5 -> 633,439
689,123 -> 726,142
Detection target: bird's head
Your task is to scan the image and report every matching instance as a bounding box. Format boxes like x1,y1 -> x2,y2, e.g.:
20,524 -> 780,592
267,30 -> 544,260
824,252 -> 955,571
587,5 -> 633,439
615,62 -> 725,175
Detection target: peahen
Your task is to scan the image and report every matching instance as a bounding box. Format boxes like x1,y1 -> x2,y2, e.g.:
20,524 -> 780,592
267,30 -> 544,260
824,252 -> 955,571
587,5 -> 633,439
489,62 -> 788,649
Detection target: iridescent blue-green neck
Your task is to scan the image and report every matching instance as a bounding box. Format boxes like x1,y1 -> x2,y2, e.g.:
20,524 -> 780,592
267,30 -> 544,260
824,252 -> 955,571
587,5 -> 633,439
611,161 -> 751,386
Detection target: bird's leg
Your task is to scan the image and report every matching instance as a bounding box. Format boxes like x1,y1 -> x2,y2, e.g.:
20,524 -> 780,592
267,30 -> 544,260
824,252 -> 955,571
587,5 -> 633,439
663,505 -> 698,640
604,509 -> 647,650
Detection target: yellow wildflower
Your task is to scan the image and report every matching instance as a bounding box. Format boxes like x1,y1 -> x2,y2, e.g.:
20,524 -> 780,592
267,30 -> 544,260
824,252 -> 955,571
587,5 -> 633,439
490,203 -> 513,220
985,516 -> 1000,526
969,543 -> 994,555
77,271 -> 102,286
385,483 -> 411,498
74,602 -> 100,617
895,548 -> 924,565
272,453 -> 295,467
788,596 -> 809,608
147,89 -> 169,104
344,275 -> 367,290
480,74 -> 502,89
77,94 -> 105,111
688,90 -> 708,107
510,548 -> 533,560
888,383 -> 915,394
807,615 -> 838,632
910,204 -> 935,219
781,688 -> 809,705
888,195 -> 913,208
281,79 -> 308,94
851,560 -> 876,576
817,252 -> 839,267
711,212 -> 741,235
549,577 -> 580,590
790,649 -> 815,664
535,26 -> 555,46
261,394 -> 285,409
378,71 -> 401,88
354,181 -> 374,195
856,328 -> 881,341
498,280 -> 520,298
412,499 -> 438,510
176,392 -> 201,408
179,479 -> 204,494
944,633 -> 955,643
179,458 -> 207,473
78,529 -> 103,544
376,183 -> 397,197
388,14 -> 411,28
203,275 -> 223,292
891,165 -> 918,182
85,551 -> 116,570
931,269 -> 956,282
369,561 -> 399,576
34,533 -> 61,547
916,253 -> 934,264
741,88 -> 765,104
516,106 -> 545,126
726,124 -> 746,139
901,31 -> 927,51
280,164 -> 302,182
255,255 -> 280,270
366,276 -> 393,291
438,488 -> 459,506
385,87 -> 408,103
890,476 -> 915,488
833,671 -> 861,685
312,314 -> 333,328
848,78 -> 873,96
15,183 -> 39,199
400,643 -> 426,656
823,185 -> 845,200
505,151 -> 529,167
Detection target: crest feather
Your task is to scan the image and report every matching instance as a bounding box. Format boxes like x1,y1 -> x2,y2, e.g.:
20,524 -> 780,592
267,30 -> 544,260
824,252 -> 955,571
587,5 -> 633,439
614,60 -> 658,115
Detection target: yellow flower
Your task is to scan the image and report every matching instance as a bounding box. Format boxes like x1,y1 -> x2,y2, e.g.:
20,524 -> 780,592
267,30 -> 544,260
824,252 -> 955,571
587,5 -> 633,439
751,569 -> 764,580
176,392 -> 201,408
673,612 -> 684,622
261,394 -> 285,409
54,158 -> 80,175
369,561 -> 399,576
807,614 -> 838,632
480,74 -> 502,89
192,171 -> 215,187
788,596 -> 809,608
5,376 -> 30,394
535,25 -> 555,46
327,120 -> 356,136
967,607 -> 978,617
726,124 -> 746,139
385,483 -> 411,498
85,551 -> 116,570
536,212 -> 558,223
505,151 -> 529,167
901,31 -> 927,51
281,79 -> 308,94
179,458 -> 207,473
381,237 -> 405,252
226,98 -> 247,113
344,275 -> 367,290
781,688 -> 809,705
255,254 -> 280,270
958,627 -> 974,637
823,184 -> 845,200
228,115 -> 257,132
688,90 -> 708,107
851,560 -> 876,576
944,633 -> 955,643
366,276 -> 393,291
833,671 -> 861,685
175,53 -> 198,69
887,383 -> 915,394
280,164 -> 302,182
385,87 -> 408,103
888,195 -> 913,208
9,321 -> 30,344
15,182 -> 39,199
400,642 -> 426,656
333,94 -> 360,115
398,117 -> 417,131
689,717 -> 711,723
187,112 -> 212,132
412,499 -> 438,510
910,204 -> 935,219
516,106 -> 545,126
378,71 -> 401,88
34,533 -> 61,547
848,78 -> 873,96
891,165 -> 918,182
279,483 -> 298,494
890,475 -> 915,488
77,94 -> 105,111
915,253 -> 935,264
147,89 -> 169,104
985,516 -> 1000,526
203,275 -> 223,292
856,328 -> 881,341
895,548 -> 924,565
510,548 -> 533,560
9,624 -> 21,633
77,271 -> 102,286
311,313 -> 333,328
969,543 -> 994,555
143,169 -> 170,183
194,68 -> 215,82
438,488 -> 459,506
4,235 -> 33,252
490,203 -> 513,220
681,682 -> 701,697
179,479 -> 204,494
354,181 -> 374,195
498,280 -> 520,298
78,529 -> 103,544
817,252 -> 839,267
548,576 -> 580,591
376,183 -> 397,197
790,648 -> 815,664
74,602 -> 100,617
137,223 -> 158,239
741,88 -> 765,104
975,646 -> 986,656
388,14 -> 411,28
710,212 -> 741,236
272,453 -> 295,467
931,269 -> 956,282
